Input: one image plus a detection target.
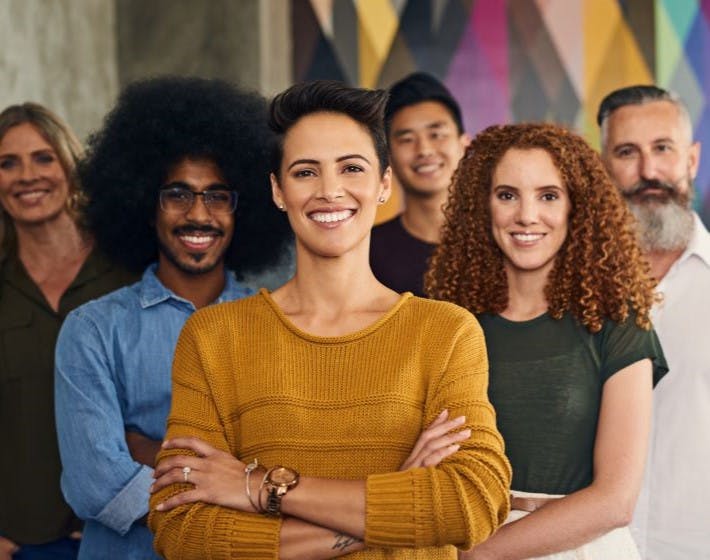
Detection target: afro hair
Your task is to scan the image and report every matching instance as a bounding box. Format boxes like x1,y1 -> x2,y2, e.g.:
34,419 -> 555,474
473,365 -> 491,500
81,76 -> 292,276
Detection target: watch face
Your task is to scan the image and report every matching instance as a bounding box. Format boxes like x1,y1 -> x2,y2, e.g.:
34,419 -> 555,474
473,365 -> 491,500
269,466 -> 298,485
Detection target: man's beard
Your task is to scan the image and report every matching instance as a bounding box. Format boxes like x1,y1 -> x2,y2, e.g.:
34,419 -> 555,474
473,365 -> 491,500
158,224 -> 226,275
623,178 -> 694,253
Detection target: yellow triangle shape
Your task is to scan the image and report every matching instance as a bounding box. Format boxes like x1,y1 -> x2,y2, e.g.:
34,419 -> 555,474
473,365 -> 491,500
356,0 -> 399,87
583,0 -> 653,146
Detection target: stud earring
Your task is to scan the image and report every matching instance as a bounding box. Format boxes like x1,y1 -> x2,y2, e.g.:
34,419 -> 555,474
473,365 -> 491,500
377,196 -> 386,203
278,204 -> 285,210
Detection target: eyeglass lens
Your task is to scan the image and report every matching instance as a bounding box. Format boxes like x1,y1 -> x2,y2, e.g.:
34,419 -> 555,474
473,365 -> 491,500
159,185 -> 237,213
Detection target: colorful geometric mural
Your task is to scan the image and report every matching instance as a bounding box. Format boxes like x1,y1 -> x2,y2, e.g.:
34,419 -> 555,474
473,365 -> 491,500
292,0 -> 710,225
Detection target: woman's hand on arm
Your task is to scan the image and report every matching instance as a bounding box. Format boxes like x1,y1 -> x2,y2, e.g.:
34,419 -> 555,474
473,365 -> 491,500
151,437 -> 256,513
151,409 -> 469,557
153,409 -> 471,516
400,409 -> 470,470
462,358 -> 653,560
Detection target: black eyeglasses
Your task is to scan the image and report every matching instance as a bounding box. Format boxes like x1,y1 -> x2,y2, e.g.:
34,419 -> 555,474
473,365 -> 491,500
159,183 -> 238,214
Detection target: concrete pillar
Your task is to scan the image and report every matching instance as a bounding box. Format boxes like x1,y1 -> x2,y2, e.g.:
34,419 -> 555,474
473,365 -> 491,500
116,0 -> 291,95
0,0 -> 119,139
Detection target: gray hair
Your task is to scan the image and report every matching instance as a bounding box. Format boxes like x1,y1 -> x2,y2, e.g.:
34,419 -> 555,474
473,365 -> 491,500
597,85 -> 693,148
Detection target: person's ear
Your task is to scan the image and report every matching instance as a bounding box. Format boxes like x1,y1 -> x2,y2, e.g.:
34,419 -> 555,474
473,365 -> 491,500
270,173 -> 286,211
688,141 -> 701,181
378,167 -> 393,204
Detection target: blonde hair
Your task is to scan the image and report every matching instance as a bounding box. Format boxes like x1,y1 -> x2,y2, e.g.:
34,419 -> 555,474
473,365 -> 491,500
0,102 -> 85,228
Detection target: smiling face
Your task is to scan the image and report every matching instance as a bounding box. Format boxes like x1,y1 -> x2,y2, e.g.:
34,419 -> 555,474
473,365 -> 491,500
271,111 -> 391,259
601,100 -> 698,251
0,122 -> 71,226
155,158 -> 234,277
490,148 -> 571,283
388,100 -> 469,199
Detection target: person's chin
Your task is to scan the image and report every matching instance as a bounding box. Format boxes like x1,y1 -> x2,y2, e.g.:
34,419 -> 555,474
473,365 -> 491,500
168,249 -> 222,275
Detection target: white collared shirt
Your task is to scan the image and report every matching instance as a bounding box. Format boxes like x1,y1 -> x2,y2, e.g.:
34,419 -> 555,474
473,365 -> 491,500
631,213 -> 710,559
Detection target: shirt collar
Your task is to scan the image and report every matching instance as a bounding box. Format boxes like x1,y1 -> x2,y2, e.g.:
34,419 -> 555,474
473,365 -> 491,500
677,212 -> 710,269
138,263 -> 252,310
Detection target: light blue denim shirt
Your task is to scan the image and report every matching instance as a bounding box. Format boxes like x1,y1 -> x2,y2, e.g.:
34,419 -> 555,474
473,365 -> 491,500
54,264 -> 252,560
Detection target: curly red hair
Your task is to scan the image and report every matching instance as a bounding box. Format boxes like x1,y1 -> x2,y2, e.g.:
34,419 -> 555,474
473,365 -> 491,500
425,122 -> 656,332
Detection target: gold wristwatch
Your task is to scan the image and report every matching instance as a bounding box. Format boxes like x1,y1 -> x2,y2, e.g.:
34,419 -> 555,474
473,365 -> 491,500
264,465 -> 300,516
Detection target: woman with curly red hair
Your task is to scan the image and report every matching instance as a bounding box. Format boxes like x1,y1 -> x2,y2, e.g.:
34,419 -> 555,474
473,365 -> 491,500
427,123 -> 667,559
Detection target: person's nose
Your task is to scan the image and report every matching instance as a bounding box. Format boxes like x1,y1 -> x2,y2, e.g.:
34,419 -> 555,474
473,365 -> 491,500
316,170 -> 345,202
184,193 -> 213,223
639,151 -> 661,182
416,136 -> 435,158
515,196 -> 539,226
18,159 -> 39,183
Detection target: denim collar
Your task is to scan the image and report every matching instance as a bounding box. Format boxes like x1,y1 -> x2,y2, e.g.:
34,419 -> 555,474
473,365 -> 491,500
138,262 -> 247,310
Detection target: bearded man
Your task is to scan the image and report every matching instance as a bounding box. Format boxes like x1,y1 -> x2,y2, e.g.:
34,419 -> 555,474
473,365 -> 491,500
599,85 -> 710,560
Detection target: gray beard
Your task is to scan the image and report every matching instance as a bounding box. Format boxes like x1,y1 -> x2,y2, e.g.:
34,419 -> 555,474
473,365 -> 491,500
628,198 -> 694,253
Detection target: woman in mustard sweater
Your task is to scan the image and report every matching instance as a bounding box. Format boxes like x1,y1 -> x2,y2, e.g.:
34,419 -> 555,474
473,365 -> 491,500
148,81 -> 511,559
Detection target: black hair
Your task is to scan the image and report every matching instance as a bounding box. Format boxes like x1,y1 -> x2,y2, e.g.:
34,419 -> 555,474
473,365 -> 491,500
81,76 -> 291,275
384,72 -> 464,135
268,80 -> 389,177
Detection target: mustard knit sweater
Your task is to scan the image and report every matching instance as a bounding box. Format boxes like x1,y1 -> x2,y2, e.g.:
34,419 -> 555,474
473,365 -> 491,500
149,290 -> 511,559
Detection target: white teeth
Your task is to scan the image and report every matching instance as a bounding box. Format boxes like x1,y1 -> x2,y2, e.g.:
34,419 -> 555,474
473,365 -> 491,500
180,235 -> 214,245
17,190 -> 47,202
512,233 -> 544,242
310,210 -> 354,223
414,163 -> 440,174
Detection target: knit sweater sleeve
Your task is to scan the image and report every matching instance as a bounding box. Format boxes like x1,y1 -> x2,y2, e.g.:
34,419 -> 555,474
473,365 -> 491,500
365,312 -> 511,550
148,315 -> 281,560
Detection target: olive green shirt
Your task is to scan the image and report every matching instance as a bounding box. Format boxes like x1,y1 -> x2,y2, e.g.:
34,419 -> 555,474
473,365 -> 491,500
0,248 -> 134,544
478,312 -> 667,495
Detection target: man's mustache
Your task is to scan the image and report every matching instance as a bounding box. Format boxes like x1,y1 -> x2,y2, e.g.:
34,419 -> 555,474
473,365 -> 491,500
623,178 -> 679,198
172,225 -> 225,237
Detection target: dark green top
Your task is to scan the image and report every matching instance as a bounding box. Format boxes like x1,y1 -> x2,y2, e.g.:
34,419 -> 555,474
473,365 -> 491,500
478,312 -> 667,495
0,248 -> 134,545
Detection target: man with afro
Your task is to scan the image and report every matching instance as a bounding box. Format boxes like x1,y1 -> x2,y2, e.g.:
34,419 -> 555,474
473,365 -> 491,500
53,76 -> 291,559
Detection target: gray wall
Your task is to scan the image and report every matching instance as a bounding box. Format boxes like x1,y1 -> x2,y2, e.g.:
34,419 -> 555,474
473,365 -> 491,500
1,0 -> 294,284
117,0 -> 290,95
0,0 -> 119,140
1,0 -> 291,139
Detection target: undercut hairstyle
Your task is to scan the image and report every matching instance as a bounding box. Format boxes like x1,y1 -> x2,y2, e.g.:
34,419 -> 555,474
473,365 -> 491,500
81,76 -> 291,275
0,102 -> 85,225
269,80 -> 389,177
426,122 -> 656,333
597,85 -> 693,146
384,72 -> 464,135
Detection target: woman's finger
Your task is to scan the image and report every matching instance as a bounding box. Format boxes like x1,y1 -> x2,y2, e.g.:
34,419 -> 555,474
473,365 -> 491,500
422,443 -> 461,467
153,455 -> 201,478
407,415 -> 466,462
154,488 -> 203,512
419,428 -> 471,456
404,427 -> 471,469
151,464 -> 202,493
161,436 -> 218,456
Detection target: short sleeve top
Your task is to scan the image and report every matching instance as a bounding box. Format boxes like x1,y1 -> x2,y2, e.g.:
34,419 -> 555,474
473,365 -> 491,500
477,312 -> 667,495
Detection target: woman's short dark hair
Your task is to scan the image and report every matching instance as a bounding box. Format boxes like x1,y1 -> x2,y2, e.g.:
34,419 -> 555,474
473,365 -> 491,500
81,76 -> 291,275
269,80 -> 389,177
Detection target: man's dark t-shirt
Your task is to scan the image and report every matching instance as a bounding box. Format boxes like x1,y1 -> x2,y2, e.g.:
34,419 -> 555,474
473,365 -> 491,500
369,216 -> 436,297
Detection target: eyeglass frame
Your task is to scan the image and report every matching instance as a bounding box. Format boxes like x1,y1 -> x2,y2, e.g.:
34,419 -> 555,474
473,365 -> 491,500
158,182 -> 239,214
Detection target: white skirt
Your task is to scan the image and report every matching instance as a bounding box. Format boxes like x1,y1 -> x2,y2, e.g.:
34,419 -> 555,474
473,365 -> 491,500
507,490 -> 641,560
